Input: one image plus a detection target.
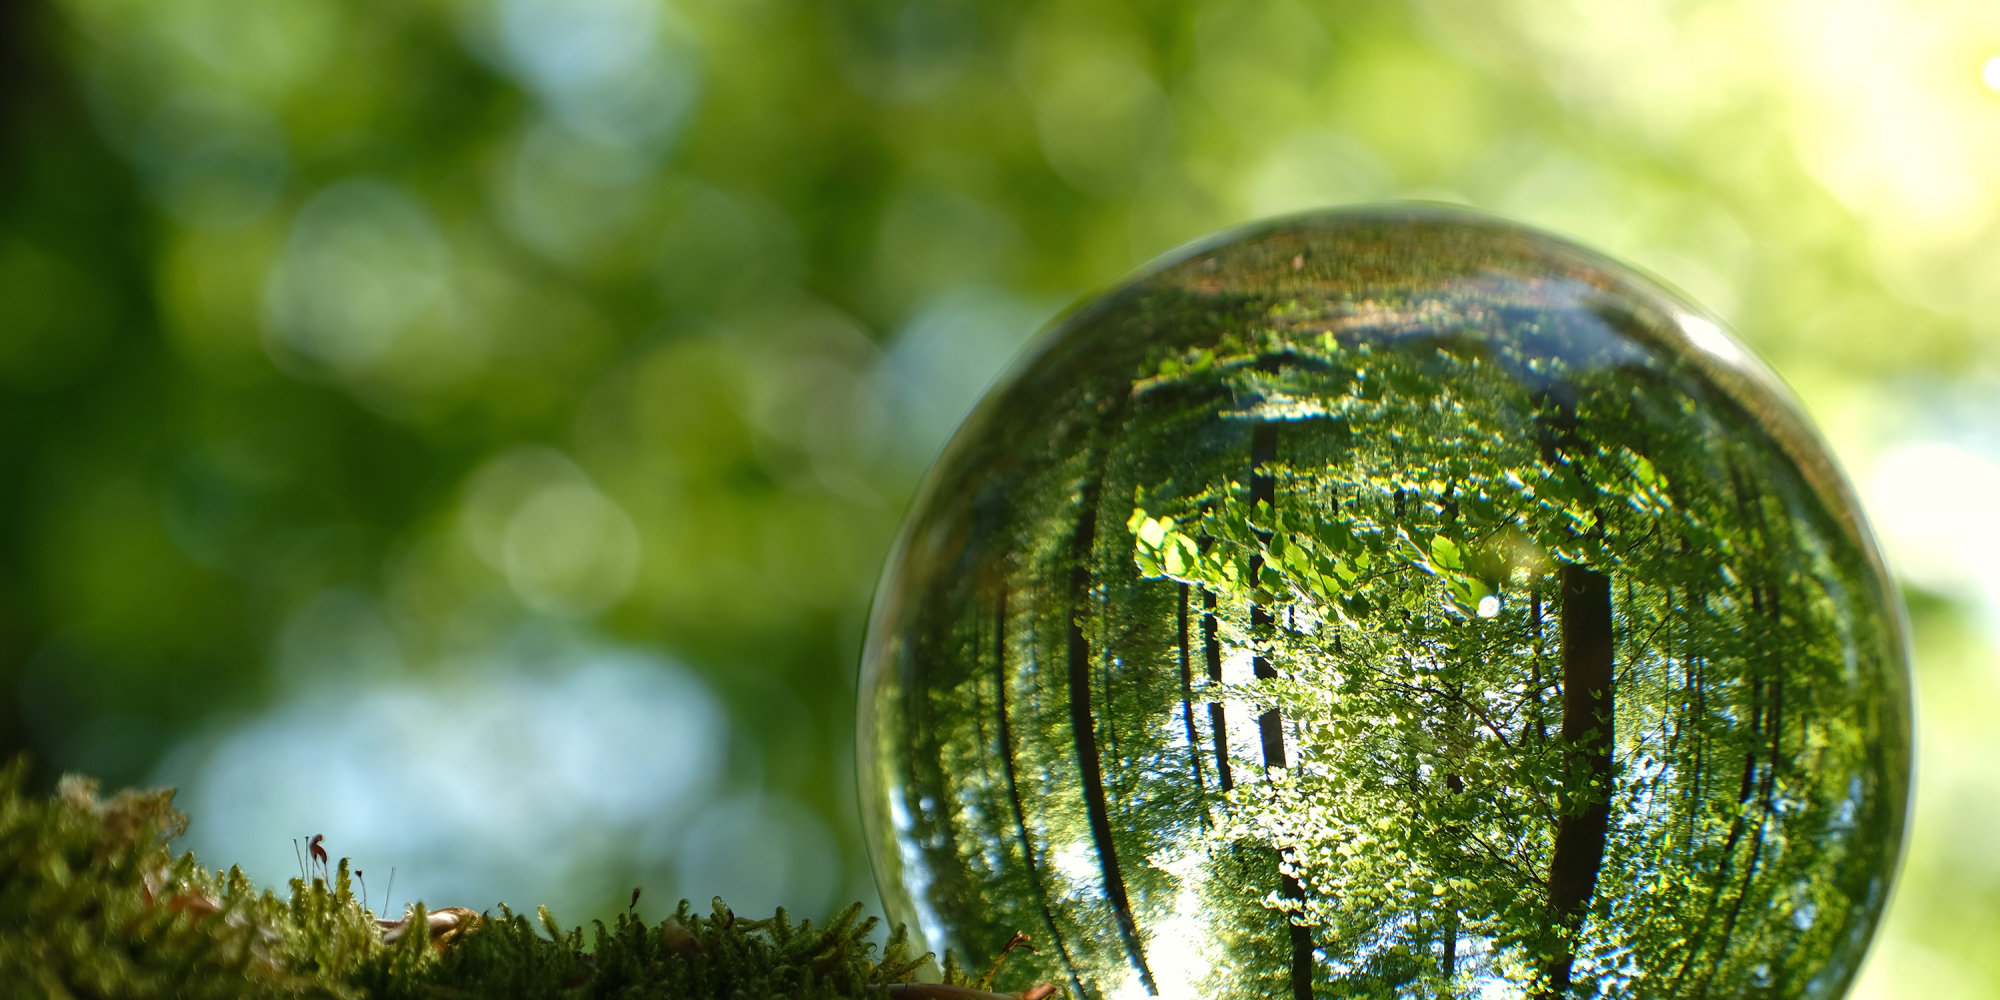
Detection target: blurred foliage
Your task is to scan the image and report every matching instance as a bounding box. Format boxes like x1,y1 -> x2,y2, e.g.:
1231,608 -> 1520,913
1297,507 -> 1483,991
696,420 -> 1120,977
2,0 -> 1999,994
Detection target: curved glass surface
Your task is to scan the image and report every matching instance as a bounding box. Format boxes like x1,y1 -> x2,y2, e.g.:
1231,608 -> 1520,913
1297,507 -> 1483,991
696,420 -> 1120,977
859,206 -> 1910,1000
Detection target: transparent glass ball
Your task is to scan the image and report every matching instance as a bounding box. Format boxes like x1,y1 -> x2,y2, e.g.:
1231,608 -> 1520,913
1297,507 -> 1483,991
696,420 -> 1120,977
858,206 -> 1910,1000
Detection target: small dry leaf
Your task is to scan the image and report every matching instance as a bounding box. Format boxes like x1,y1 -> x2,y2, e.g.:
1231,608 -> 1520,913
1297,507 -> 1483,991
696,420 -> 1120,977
662,917 -> 702,957
142,870 -> 223,918
379,906 -> 485,950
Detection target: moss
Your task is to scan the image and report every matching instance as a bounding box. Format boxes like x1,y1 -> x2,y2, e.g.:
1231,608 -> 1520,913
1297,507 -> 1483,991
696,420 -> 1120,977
0,760 -> 1054,1000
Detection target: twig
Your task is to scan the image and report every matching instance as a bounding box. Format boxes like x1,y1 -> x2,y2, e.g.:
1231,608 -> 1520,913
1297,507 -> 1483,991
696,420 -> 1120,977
883,986 -> 1054,1000
979,932 -> 1035,990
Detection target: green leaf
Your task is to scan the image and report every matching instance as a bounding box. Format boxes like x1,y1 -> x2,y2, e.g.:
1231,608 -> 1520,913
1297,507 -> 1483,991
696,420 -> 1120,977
1626,449 -> 1660,487
1136,551 -> 1163,577
1316,517 -> 1356,555
1430,535 -> 1463,572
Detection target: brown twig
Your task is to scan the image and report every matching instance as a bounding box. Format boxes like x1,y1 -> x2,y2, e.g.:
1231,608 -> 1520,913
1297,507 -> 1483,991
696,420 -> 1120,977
979,932 -> 1036,990
882,985 -> 1056,1000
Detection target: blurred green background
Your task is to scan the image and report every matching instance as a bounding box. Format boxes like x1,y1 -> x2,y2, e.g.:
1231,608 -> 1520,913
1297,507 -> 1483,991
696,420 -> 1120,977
2,0 -> 1998,994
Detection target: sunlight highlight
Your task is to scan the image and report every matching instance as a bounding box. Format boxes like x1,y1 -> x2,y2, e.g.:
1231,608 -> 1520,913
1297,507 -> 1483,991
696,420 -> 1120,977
1677,314 -> 1747,368
1868,441 -> 2000,607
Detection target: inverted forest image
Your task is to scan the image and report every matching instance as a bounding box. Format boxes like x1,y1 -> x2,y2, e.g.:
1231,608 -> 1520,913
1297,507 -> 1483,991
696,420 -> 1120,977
860,209 -> 1910,1000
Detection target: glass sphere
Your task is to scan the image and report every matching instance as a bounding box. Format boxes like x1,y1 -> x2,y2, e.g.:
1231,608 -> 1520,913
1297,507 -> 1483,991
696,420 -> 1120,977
858,206 -> 1910,1000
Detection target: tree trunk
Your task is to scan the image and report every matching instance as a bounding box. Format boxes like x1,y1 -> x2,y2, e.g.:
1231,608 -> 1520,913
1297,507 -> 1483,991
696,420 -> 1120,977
1540,564 -> 1613,997
1530,584 -> 1548,743
992,588 -> 1089,1000
1204,586 -> 1232,792
1249,423 -> 1288,770
1694,576 -> 1787,999
1065,474 -> 1157,995
1177,584 -> 1207,796
1245,422 -> 1313,1000
1440,907 -> 1460,982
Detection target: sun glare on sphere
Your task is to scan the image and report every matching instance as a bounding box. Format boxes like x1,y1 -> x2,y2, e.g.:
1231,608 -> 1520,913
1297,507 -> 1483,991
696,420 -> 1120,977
1982,54 -> 2000,91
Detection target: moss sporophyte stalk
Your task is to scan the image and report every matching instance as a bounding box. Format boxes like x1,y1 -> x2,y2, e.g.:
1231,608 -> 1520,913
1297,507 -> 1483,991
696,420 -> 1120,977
0,762 -> 1063,999
857,206 -> 1911,1000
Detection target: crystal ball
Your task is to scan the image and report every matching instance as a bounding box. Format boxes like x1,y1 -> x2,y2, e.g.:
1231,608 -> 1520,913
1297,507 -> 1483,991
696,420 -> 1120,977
858,206 -> 1910,1000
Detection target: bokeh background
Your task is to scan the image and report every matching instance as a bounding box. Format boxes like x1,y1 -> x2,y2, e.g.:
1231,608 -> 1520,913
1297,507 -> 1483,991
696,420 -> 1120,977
2,0 -> 1998,993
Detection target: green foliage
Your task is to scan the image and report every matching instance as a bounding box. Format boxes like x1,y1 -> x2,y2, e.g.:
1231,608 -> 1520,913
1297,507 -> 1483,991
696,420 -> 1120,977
0,760 -> 942,999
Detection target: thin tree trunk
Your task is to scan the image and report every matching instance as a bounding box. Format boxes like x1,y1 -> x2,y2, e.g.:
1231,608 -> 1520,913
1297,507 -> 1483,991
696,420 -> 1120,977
1250,422 -> 1286,769
1204,586 -> 1232,792
1439,680 -> 1465,993
1530,583 -> 1548,743
1702,678 -> 1780,992
1540,564 -> 1614,997
1687,639 -> 1705,858
1245,422 -> 1312,1000
1065,473 -> 1157,995
1177,584 -> 1208,800
1692,572 -> 1788,999
1440,907 -> 1460,981
992,588 -> 1088,1000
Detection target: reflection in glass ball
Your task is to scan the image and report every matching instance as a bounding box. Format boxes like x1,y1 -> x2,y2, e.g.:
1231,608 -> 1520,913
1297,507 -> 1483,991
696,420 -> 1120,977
858,207 -> 1910,1000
